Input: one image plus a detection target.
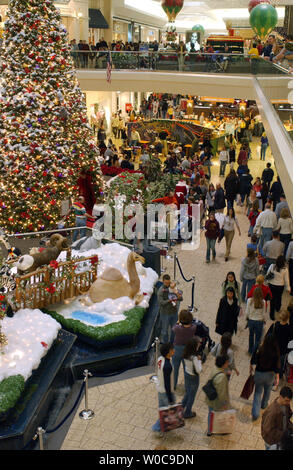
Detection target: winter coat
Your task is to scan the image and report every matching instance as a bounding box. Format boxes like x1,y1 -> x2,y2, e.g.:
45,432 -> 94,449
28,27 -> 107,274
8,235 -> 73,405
215,296 -> 240,335
214,188 -> 226,210
239,173 -> 253,195
205,366 -> 231,411
261,398 -> 293,446
240,257 -> 259,281
224,174 -> 240,199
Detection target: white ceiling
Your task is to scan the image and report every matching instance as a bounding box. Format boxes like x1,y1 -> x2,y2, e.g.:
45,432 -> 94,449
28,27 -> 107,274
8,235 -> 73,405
113,0 -> 287,33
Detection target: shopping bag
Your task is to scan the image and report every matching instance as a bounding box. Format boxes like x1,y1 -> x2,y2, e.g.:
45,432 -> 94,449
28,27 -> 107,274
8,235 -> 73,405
159,403 -> 185,433
209,409 -> 236,435
258,254 -> 266,266
240,374 -> 255,400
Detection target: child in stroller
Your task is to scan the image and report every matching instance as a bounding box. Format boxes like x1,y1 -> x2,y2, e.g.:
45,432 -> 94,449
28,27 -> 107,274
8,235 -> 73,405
192,317 -> 215,363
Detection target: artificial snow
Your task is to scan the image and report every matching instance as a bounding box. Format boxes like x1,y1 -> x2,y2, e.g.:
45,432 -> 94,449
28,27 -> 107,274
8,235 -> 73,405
0,309 -> 61,382
55,242 -> 159,326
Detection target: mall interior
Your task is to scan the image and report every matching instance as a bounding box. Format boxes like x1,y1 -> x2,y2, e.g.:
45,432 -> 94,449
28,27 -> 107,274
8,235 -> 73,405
1,0 -> 293,453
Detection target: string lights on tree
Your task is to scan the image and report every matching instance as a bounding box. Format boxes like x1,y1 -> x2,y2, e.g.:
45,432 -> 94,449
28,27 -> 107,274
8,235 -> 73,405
0,0 -> 105,233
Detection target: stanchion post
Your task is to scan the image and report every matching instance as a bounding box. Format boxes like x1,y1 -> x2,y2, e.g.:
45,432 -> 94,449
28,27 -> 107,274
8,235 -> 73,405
149,337 -> 160,385
173,252 -> 177,282
35,427 -> 46,450
189,276 -> 198,314
160,248 -> 166,274
79,369 -> 95,420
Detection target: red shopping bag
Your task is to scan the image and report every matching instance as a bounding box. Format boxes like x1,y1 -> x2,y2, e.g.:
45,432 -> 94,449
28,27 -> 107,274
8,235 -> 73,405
258,254 -> 266,266
240,374 -> 255,400
159,404 -> 185,433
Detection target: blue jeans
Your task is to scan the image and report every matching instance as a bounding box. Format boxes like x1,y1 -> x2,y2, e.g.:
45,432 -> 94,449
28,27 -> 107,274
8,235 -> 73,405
279,233 -> 292,257
261,144 -> 268,161
259,227 -> 273,256
252,370 -> 275,420
265,443 -> 278,450
248,320 -> 264,355
241,278 -> 256,303
207,406 -> 213,434
152,392 -> 174,432
72,217 -> 87,242
206,237 -> 216,261
182,372 -> 199,417
219,161 -> 227,176
160,312 -> 178,344
172,345 -> 186,389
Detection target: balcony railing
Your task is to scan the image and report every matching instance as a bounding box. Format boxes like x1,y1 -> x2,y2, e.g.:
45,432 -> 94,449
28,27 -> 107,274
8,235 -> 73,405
72,51 -> 289,75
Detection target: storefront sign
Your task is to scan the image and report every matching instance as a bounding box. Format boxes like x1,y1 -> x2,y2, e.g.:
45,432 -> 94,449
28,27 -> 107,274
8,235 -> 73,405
200,97 -> 234,103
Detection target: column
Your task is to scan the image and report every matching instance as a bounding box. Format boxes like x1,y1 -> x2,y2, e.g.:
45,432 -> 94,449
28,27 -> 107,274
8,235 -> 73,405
102,0 -> 113,45
287,6 -> 293,36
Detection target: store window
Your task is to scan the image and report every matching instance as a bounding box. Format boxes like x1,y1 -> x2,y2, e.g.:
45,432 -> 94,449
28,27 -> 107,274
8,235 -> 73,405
113,21 -> 128,43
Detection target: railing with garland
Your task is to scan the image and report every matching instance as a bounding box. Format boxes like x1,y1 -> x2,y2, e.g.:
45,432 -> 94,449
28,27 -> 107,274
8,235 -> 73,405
12,251 -> 99,310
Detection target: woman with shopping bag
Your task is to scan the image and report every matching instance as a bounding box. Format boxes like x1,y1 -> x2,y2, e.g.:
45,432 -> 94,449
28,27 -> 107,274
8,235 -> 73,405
250,333 -> 281,421
204,355 -> 235,436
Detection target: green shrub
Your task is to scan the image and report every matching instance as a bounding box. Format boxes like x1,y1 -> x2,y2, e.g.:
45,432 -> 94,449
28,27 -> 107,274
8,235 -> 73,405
0,375 -> 25,414
43,306 -> 146,342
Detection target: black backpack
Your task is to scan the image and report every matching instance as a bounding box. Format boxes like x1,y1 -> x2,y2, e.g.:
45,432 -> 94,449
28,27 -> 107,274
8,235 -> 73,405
202,372 -> 224,401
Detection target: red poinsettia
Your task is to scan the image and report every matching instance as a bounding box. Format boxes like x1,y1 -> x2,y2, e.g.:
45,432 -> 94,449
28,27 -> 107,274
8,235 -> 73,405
46,283 -> 56,294
0,295 -> 6,301
49,260 -> 59,269
90,255 -> 98,265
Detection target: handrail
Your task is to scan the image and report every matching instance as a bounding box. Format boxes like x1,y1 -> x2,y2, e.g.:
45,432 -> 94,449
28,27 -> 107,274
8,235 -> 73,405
71,50 -> 289,75
254,77 -> 293,217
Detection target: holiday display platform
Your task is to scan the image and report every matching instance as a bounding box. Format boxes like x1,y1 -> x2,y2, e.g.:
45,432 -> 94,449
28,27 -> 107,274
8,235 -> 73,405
44,243 -> 159,349
0,242 -> 160,449
0,325 -> 76,450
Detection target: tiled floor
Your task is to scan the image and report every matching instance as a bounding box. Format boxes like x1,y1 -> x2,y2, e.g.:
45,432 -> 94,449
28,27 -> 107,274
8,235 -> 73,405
61,139 -> 291,451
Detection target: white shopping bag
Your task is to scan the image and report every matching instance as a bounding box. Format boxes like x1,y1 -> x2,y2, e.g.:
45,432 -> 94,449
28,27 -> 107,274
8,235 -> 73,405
210,409 -> 236,434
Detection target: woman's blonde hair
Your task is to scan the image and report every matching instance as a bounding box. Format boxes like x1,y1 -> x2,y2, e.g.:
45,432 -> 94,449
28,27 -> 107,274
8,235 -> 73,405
279,310 -> 290,323
256,275 -> 265,285
280,207 -> 290,219
253,286 -> 264,309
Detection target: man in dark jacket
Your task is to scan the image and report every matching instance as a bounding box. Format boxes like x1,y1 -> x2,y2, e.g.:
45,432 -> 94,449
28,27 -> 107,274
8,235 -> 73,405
224,170 -> 240,209
261,386 -> 293,450
214,183 -> 226,212
157,274 -> 182,343
239,168 -> 253,205
262,163 -> 274,190
270,176 -> 283,210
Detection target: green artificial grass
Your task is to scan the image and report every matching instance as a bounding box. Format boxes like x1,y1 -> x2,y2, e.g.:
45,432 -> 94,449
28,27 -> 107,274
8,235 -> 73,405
0,375 -> 25,415
43,306 -> 146,342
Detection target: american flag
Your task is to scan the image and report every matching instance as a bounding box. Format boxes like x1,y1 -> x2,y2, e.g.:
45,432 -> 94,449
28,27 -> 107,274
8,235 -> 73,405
106,50 -> 112,83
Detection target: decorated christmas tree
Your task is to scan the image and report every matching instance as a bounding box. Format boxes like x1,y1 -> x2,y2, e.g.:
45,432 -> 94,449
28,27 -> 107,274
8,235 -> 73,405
0,0 -> 105,233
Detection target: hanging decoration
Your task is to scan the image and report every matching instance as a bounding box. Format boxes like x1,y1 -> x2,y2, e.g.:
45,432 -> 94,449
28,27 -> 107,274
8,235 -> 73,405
161,0 -> 184,23
165,24 -> 178,43
249,3 -> 278,41
248,0 -> 271,14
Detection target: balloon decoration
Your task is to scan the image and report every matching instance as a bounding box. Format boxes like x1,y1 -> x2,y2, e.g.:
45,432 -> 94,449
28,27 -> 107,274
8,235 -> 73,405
248,0 -> 271,14
192,24 -> 205,35
161,0 -> 184,23
249,3 -> 278,41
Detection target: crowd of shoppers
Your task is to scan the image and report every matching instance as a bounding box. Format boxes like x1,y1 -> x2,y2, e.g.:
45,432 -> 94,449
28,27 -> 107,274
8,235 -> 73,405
150,119 -> 293,447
